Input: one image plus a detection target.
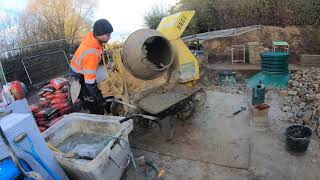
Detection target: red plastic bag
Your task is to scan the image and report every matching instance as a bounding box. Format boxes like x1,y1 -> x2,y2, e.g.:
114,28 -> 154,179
55,87 -> 68,93
53,93 -> 68,99
36,117 -> 46,121
30,104 -> 43,113
45,94 -> 54,100
52,101 -> 71,110
39,100 -> 49,107
50,78 -> 67,90
37,120 -> 48,126
39,126 -> 47,133
35,111 -> 45,118
41,92 -> 51,97
48,116 -> 64,127
50,98 -> 67,105
10,81 -> 25,100
39,97 -> 46,102
36,113 -> 58,121
36,108 -> 58,118
38,85 -> 55,95
59,106 -> 71,116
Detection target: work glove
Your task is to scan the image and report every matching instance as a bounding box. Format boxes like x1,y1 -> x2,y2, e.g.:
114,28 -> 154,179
86,83 -> 104,101
99,96 -> 117,114
99,97 -> 114,107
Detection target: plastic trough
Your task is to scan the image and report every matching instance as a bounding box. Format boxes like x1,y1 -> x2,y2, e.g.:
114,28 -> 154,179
42,113 -> 133,180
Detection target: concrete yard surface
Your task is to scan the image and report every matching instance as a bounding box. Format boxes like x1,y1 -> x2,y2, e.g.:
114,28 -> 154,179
123,91 -> 320,180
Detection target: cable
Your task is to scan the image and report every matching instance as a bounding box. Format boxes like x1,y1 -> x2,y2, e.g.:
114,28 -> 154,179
47,143 -> 63,154
104,136 -> 159,180
102,49 -> 125,95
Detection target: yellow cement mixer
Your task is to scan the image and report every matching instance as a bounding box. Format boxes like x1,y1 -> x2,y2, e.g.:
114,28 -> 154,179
101,11 -> 206,136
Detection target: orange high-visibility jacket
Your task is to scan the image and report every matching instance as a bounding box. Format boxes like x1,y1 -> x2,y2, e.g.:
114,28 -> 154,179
70,32 -> 103,84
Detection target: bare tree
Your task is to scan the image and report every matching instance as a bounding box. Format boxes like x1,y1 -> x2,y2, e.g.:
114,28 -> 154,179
19,0 -> 96,44
0,13 -> 21,51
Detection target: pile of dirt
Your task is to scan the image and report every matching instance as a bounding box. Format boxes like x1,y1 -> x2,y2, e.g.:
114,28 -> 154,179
204,26 -> 320,63
280,69 -> 320,136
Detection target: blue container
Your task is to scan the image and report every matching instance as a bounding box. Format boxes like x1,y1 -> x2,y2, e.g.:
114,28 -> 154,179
0,158 -> 33,180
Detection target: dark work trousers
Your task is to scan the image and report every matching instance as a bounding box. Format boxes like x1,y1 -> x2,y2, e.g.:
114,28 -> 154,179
70,71 -> 105,115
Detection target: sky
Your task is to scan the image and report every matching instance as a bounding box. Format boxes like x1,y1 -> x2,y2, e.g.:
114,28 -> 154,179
0,0 -> 28,17
95,0 -> 178,42
0,0 -> 178,42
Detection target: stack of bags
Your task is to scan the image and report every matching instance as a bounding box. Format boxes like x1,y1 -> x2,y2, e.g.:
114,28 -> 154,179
29,78 -> 71,132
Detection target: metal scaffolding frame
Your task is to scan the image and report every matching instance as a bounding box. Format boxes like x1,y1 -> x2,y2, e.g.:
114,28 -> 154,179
22,50 -> 70,85
182,25 -> 262,42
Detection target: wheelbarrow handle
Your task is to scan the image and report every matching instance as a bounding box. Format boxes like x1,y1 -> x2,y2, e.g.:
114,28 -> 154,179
119,116 -> 133,124
119,114 -> 159,123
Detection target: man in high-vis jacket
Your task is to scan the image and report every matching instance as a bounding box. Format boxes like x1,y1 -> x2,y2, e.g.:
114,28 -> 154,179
70,19 -> 113,114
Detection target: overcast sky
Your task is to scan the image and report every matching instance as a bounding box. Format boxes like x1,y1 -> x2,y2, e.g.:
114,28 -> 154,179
0,0 -> 178,42
96,0 -> 178,42
0,0 -> 28,22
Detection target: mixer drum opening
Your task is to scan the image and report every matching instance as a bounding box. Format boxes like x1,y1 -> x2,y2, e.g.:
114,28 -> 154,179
122,29 -> 174,80
143,36 -> 173,70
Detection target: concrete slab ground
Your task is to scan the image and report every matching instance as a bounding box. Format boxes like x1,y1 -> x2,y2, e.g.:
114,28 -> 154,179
248,91 -> 320,180
131,92 -> 250,169
123,91 -> 320,180
130,149 -> 249,180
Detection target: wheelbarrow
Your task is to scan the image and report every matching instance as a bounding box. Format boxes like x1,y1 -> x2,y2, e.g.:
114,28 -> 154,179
116,83 -> 206,139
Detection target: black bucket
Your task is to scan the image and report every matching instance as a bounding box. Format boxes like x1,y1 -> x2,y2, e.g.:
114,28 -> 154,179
285,125 -> 312,155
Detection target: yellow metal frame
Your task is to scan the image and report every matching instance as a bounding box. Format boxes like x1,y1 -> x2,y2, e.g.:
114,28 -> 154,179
102,47 -> 130,112
157,11 -> 200,84
157,11 -> 195,41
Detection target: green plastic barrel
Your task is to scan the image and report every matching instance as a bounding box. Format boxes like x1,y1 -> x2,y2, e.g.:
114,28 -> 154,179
261,52 -> 289,75
247,52 -> 290,88
252,82 -> 265,105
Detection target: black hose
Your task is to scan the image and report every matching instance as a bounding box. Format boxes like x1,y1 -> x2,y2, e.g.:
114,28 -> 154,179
144,159 -> 159,179
119,116 -> 133,124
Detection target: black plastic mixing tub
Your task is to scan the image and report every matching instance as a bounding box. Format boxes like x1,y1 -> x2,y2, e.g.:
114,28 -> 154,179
285,125 -> 312,155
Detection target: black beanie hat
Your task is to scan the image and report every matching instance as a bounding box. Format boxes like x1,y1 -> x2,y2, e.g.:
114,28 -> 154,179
93,19 -> 113,36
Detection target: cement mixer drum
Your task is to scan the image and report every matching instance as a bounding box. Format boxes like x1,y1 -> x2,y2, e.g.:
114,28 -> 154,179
122,29 -> 174,80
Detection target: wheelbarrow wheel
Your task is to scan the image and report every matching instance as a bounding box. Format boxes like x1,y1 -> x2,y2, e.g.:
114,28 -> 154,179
159,115 -> 176,141
192,88 -> 207,108
110,101 -> 125,116
177,100 -> 195,121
